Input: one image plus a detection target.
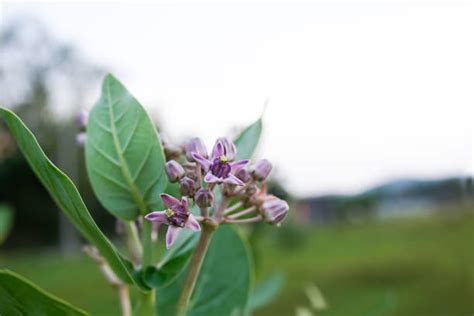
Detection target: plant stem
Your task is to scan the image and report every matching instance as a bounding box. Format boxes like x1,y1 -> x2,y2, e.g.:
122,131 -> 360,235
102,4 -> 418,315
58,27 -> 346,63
227,206 -> 256,219
142,220 -> 153,266
124,221 -> 142,265
137,220 -> 156,316
224,215 -> 262,224
214,193 -> 228,222
176,225 -> 215,316
223,201 -> 243,215
136,290 -> 155,316
118,285 -> 132,316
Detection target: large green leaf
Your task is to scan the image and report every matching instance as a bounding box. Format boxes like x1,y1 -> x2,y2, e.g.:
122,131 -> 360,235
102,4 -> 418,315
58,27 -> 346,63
0,107 -> 142,288
0,204 -> 13,245
0,269 -> 87,315
234,118 -> 262,160
156,226 -> 253,316
143,229 -> 198,289
249,272 -> 285,310
85,74 -> 167,220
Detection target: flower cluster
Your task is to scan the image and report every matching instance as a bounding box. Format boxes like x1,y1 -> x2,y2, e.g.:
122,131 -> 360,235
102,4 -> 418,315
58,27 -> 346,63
75,110 -> 88,147
145,137 -> 289,248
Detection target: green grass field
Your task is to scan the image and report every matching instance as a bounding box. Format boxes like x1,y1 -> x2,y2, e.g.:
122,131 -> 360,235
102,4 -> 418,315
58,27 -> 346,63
1,211 -> 473,316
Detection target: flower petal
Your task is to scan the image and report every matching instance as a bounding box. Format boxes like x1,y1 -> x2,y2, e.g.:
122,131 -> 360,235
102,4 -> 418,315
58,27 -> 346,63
181,197 -> 190,210
219,137 -> 236,161
166,226 -> 182,249
144,211 -> 168,223
185,214 -> 201,231
160,193 -> 180,208
192,152 -> 211,172
223,174 -> 245,186
211,140 -> 225,160
204,172 -> 221,183
230,159 -> 249,173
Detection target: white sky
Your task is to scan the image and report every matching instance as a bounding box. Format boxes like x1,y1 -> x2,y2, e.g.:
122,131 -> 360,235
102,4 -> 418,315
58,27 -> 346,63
2,1 -> 473,197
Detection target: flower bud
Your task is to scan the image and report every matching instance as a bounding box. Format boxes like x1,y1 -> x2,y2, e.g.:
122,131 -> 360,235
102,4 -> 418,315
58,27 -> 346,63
261,198 -> 289,226
195,188 -> 214,208
165,160 -> 185,182
186,137 -> 208,162
250,159 -> 272,181
245,183 -> 258,196
179,176 -> 196,197
161,134 -> 183,161
235,168 -> 252,184
76,132 -> 87,147
76,110 -> 88,129
115,219 -> 124,235
214,137 -> 236,161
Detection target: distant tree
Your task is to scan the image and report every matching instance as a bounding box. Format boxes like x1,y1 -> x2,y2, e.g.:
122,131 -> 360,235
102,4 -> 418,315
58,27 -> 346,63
0,18 -> 109,252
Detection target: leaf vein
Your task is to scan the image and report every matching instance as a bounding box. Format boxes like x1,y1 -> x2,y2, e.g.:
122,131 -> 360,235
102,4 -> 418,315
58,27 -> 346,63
132,143 -> 153,181
120,114 -> 140,153
92,167 -> 130,193
90,140 -> 120,166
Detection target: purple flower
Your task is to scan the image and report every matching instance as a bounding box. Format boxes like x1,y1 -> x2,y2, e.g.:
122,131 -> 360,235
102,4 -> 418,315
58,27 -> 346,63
75,132 -> 87,147
165,160 -> 185,182
214,137 -> 236,161
179,176 -> 196,197
195,188 -> 214,208
235,168 -> 252,184
145,194 -> 201,249
261,198 -> 289,226
76,110 -> 89,129
192,138 -> 248,186
250,159 -> 272,181
186,137 -> 208,162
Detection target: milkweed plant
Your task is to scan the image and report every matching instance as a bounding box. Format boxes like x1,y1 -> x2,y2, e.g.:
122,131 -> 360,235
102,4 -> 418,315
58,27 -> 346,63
0,74 -> 290,316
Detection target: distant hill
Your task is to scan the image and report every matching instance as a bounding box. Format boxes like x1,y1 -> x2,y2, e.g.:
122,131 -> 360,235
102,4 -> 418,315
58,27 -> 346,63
297,176 -> 473,224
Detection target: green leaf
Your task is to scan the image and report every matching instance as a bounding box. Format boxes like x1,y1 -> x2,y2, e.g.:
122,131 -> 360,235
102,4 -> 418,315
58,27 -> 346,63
0,269 -> 88,315
0,107 -> 143,288
156,226 -> 253,316
85,74 -> 167,220
234,118 -> 262,160
249,272 -> 285,310
0,204 -> 13,245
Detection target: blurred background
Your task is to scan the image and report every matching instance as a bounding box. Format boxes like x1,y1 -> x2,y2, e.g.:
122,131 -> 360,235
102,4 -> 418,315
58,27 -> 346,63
0,1 -> 473,315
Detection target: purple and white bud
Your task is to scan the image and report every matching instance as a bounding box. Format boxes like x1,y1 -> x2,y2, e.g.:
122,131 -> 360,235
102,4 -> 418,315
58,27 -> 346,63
250,159 -> 272,181
213,137 -> 236,161
76,132 -> 87,147
186,137 -> 208,162
165,160 -> 185,182
179,176 -> 196,197
261,198 -> 289,226
235,168 -> 252,184
76,110 -> 89,129
115,219 -> 124,235
161,134 -> 183,161
246,183 -> 258,196
195,188 -> 214,208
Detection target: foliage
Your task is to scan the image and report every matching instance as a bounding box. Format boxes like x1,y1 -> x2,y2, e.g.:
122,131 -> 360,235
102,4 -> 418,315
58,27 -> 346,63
85,75 -> 167,220
0,73 -> 281,315
0,204 -> 13,244
0,269 -> 87,315
1,212 -> 473,315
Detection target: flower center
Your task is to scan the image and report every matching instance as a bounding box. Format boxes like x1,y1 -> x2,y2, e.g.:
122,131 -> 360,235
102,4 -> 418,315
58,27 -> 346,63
210,157 -> 231,178
165,208 -> 175,218
219,155 -> 228,163
166,205 -> 189,227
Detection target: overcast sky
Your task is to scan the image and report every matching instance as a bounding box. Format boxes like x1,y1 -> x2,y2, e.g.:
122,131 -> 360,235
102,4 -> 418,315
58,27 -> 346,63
2,1 -> 473,197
